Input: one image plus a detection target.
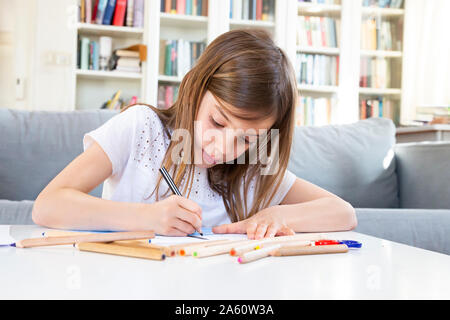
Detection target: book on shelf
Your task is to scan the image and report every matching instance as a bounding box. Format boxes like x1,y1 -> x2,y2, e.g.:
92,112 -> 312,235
361,19 -> 400,51
161,0 -> 209,17
360,97 -> 399,125
159,39 -> 206,78
78,0 -> 145,27
78,36 -> 111,71
296,53 -> 339,86
158,84 -> 180,109
297,16 -> 340,48
78,37 -> 144,74
109,46 -> 144,73
296,97 -> 334,127
112,0 -> 127,26
362,0 -> 403,9
230,0 -> 275,21
360,57 -> 392,89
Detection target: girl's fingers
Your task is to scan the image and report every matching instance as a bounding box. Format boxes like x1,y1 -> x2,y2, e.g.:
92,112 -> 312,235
246,222 -> 258,240
265,224 -> 278,238
254,224 -> 268,240
212,220 -> 247,234
174,196 -> 202,219
176,209 -> 202,232
166,228 -> 188,237
172,218 -> 196,235
277,226 -> 295,237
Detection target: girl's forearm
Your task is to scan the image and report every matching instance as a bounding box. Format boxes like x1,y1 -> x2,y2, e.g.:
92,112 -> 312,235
277,197 -> 357,232
32,187 -> 148,231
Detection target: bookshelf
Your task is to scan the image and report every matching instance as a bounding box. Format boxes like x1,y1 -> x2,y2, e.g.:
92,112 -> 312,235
72,2 -> 149,110
359,1 -> 405,126
295,0 -> 342,126
68,0 -> 409,126
291,0 -> 407,127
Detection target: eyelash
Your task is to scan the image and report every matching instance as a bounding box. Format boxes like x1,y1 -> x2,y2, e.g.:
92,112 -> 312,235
209,116 -> 250,144
210,116 -> 224,128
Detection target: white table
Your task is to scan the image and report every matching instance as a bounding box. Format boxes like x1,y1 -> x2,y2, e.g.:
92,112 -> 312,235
1,225 -> 450,299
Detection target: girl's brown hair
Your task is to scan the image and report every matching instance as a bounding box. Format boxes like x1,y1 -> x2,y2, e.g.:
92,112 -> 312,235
121,28 -> 298,223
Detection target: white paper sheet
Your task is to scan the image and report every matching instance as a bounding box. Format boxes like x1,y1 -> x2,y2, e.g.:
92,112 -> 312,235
0,225 -> 15,245
150,233 -> 248,246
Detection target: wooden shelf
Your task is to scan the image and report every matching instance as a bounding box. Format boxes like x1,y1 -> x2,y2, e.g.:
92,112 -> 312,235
158,75 -> 183,83
298,3 -> 342,16
230,19 -> 275,28
359,87 -> 402,96
76,23 -> 144,38
76,69 -> 143,80
361,7 -> 405,17
160,13 -> 208,28
297,46 -> 340,55
298,84 -> 339,94
360,50 -> 403,58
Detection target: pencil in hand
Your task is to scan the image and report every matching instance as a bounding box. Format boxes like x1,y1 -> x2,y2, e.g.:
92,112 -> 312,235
159,166 -> 203,236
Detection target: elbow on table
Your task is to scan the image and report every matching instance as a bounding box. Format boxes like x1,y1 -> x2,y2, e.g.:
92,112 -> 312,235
31,193 -> 54,228
343,200 -> 357,231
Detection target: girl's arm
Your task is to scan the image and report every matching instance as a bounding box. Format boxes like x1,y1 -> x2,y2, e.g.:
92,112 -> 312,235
32,141 -> 202,235
213,177 -> 357,239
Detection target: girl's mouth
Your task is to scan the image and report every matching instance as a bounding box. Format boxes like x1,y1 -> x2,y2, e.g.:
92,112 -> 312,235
202,149 -> 216,165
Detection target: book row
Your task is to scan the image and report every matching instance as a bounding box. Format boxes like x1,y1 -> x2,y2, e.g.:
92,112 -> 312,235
78,0 -> 144,27
296,53 -> 340,87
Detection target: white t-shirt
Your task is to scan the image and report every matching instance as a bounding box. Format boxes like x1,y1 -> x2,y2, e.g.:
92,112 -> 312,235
83,105 -> 297,227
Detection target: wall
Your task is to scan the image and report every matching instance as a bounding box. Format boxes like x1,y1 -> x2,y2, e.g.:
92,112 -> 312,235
0,0 -> 75,111
402,0 -> 450,123
0,0 -> 18,108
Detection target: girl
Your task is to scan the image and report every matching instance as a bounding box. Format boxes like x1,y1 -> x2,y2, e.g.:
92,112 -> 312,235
32,29 -> 356,239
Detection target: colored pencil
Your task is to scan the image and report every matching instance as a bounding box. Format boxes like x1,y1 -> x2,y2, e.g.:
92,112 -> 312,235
159,166 -> 204,237
230,233 -> 325,256
176,239 -> 232,256
193,239 -> 255,258
76,242 -> 166,261
270,244 -> 349,256
13,231 -> 155,248
237,244 -> 281,264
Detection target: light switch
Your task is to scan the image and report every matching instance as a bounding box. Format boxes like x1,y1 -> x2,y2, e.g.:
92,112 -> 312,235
16,77 -> 25,100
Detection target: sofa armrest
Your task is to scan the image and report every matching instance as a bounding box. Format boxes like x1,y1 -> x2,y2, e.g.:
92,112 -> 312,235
395,142 -> 450,209
355,208 -> 450,255
0,200 -> 35,225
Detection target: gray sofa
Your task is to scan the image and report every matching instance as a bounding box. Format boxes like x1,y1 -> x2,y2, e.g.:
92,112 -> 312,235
1,108 -> 449,254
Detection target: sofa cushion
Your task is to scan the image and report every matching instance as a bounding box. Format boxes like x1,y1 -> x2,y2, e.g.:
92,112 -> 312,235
355,208 -> 450,255
288,118 -> 399,208
0,108 -> 118,201
0,200 -> 34,225
395,142 -> 450,209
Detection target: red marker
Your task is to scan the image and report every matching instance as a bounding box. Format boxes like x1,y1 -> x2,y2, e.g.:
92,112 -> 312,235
314,240 -> 341,246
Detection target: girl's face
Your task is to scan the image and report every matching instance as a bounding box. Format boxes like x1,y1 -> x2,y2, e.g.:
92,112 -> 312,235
194,90 -> 276,168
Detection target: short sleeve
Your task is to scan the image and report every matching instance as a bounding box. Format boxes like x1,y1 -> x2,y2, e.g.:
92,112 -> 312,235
83,106 -> 140,177
267,169 -> 297,207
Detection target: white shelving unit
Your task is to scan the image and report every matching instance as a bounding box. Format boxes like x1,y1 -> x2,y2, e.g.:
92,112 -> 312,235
68,0 -> 410,126
72,12 -> 149,110
290,0 -> 408,126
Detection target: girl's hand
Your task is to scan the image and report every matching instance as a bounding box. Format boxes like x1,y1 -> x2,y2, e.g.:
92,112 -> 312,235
141,195 -> 202,236
212,206 -> 295,239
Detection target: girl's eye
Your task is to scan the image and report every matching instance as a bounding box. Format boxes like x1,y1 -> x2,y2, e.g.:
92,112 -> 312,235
210,116 -> 225,128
